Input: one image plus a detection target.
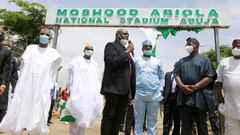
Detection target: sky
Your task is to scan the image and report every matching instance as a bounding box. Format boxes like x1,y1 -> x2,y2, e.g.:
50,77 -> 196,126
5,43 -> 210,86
1,0 -> 239,87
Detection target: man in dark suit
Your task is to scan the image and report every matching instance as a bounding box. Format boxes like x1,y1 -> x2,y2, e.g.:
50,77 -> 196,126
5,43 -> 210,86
1,40 -> 18,103
1,40 -> 18,91
162,71 -> 180,135
0,28 -> 12,122
101,29 -> 136,135
175,38 -> 216,135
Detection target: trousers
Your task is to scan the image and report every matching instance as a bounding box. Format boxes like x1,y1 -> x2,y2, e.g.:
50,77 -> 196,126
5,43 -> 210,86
134,98 -> 159,135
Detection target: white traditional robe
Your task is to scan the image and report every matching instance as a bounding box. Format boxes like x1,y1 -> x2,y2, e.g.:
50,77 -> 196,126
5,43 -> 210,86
217,57 -> 240,119
217,57 -> 240,134
0,45 -> 62,134
67,56 -> 103,129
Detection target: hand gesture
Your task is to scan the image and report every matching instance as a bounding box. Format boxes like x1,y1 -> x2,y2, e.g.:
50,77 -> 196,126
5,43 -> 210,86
180,84 -> 194,95
126,41 -> 134,54
0,85 -> 6,96
128,99 -> 134,105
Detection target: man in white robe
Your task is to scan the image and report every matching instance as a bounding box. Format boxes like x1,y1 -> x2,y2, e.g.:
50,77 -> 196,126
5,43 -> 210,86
216,39 -> 240,135
66,43 -> 103,135
0,27 -> 62,135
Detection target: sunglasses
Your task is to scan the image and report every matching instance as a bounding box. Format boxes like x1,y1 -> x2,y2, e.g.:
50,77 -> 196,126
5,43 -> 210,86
40,33 -> 50,37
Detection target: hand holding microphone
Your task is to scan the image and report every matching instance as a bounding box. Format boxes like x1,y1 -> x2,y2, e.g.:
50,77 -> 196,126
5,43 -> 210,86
126,40 -> 134,57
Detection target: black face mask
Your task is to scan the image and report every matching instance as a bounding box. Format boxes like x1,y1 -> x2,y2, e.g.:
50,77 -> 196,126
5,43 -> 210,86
0,34 -> 4,42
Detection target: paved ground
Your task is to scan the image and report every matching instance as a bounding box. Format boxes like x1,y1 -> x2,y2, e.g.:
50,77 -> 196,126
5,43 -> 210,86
0,117 -> 148,135
0,113 -> 214,135
0,113 -> 162,135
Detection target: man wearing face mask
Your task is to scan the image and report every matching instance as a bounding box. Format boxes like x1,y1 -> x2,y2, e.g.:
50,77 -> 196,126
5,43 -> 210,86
0,28 -> 11,123
174,37 -> 216,135
216,39 -> 240,135
0,27 -> 62,135
66,43 -> 103,135
133,40 -> 164,135
101,29 -> 136,135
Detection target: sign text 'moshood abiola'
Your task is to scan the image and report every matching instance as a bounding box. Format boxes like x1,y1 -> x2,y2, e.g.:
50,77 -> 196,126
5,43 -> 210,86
45,8 -> 230,28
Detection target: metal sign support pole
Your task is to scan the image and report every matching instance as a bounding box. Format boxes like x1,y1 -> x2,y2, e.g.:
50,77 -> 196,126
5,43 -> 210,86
214,27 -> 221,64
52,25 -> 60,49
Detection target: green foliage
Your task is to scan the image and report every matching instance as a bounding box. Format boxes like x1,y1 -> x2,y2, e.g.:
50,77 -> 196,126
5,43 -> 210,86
156,27 -> 204,39
0,0 -> 46,50
220,45 -> 232,57
201,45 -> 232,69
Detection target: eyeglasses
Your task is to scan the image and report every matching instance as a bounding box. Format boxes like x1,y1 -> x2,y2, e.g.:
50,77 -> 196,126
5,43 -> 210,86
85,48 -> 94,51
40,33 -> 50,37
143,45 -> 152,48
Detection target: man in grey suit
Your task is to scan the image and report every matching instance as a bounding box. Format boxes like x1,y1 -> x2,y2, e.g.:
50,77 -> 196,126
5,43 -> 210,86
0,27 -> 11,122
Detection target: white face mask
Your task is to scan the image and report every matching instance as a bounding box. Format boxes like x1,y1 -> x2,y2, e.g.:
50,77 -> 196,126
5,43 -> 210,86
120,39 -> 128,48
232,47 -> 240,56
186,46 -> 194,54
85,50 -> 93,57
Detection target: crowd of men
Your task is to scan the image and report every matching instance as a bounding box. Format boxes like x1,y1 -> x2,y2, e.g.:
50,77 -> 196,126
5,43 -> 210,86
0,27 -> 239,135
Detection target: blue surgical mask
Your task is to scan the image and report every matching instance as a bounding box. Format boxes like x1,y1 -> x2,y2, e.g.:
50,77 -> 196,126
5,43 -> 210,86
0,34 -> 4,42
39,35 -> 49,44
143,50 -> 152,56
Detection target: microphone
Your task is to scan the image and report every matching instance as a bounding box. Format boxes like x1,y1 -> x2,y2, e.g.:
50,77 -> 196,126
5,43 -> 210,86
128,40 -> 134,57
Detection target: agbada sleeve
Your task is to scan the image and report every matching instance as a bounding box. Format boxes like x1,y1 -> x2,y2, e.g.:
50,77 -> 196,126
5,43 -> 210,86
20,46 -> 30,71
67,60 -> 74,91
216,59 -> 224,82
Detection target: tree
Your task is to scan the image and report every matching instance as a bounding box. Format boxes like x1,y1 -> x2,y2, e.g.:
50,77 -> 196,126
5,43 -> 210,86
201,45 -> 232,69
0,0 -> 47,57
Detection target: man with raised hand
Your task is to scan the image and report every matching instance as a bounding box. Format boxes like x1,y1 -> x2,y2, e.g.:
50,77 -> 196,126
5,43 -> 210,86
101,29 -> 136,135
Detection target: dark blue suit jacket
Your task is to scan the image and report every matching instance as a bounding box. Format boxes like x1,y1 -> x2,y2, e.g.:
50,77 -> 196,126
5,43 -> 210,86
0,45 -> 11,110
163,71 -> 174,103
101,41 -> 136,99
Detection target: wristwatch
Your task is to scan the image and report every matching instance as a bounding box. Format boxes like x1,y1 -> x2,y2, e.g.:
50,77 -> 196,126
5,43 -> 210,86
194,84 -> 199,90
